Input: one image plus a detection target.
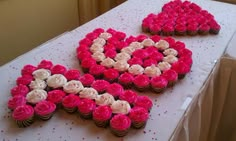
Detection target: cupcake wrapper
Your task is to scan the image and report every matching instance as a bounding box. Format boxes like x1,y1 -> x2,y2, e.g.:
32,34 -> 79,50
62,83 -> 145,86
167,81 -> 177,87
79,112 -> 93,119
37,113 -> 54,121
198,30 -> 209,35
210,29 -> 219,34
135,85 -> 149,92
16,116 -> 34,128
187,31 -> 198,36
94,119 -> 109,128
142,27 -> 149,33
151,86 -> 165,93
175,31 -> 186,36
63,107 -> 77,114
178,74 -> 186,79
132,121 -> 146,129
110,127 -> 129,137
81,67 -> 89,73
162,31 -> 174,36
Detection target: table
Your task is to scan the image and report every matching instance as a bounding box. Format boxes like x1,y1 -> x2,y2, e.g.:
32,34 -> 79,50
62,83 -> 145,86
1,0 -> 236,141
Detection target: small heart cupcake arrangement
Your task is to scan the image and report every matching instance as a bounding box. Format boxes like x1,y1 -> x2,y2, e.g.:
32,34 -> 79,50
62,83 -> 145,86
142,0 -> 221,36
77,28 -> 192,93
8,60 -> 153,137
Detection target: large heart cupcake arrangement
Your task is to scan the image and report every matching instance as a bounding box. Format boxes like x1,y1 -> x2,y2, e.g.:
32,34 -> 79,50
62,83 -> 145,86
142,0 -> 221,36
77,28 -> 192,93
8,60 -> 153,137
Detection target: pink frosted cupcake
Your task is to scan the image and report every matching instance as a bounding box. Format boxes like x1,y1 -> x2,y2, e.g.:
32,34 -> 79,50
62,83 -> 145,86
104,68 -> 119,82
11,84 -> 29,97
92,105 -> 112,127
134,96 -> 153,112
77,50 -> 92,61
209,20 -> 221,34
149,24 -> 162,35
175,24 -> 187,36
106,83 -> 124,99
16,75 -> 33,86
47,90 -> 66,108
162,69 -> 178,87
37,60 -> 53,70
34,101 -> 56,120
150,76 -> 168,93
128,107 -> 149,128
187,24 -> 198,36
89,64 -> 106,79
64,69 -> 80,81
51,64 -> 67,75
91,80 -> 110,94
198,23 -> 210,35
62,94 -> 80,113
79,74 -> 95,87
118,72 -> 134,88
133,75 -> 150,91
127,57 -> 143,66
119,90 -> 138,105
12,105 -> 34,128
110,114 -> 131,137
21,64 -> 37,76
77,98 -> 96,119
171,61 -> 191,79
162,24 -> 175,36
8,95 -> 26,110
105,49 -> 117,59
81,57 -> 97,73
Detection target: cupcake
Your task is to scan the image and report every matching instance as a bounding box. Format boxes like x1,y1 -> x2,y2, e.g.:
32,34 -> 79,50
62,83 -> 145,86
81,58 -> 97,73
34,101 -> 56,120
79,74 -> 95,87
62,94 -> 80,113
105,49 -> 117,59
118,72 -> 134,88
51,64 -> 67,75
21,64 -> 37,76
134,96 -> 153,112
175,24 -> 187,36
162,24 -> 175,36
110,114 -> 131,137
149,24 -> 162,35
26,89 -> 48,105
150,76 -> 168,93
187,24 -> 198,36
46,74 -> 67,89
128,107 -> 149,128
37,60 -> 53,70
198,23 -> 210,35
91,80 -> 110,94
89,64 -> 106,79
11,84 -> 29,97
119,90 -> 138,105
16,75 -> 33,86
127,57 -> 143,66
106,83 -> 124,99
133,75 -> 150,91
104,68 -> 119,82
12,105 -> 34,128
162,69 -> 178,87
171,61 -> 191,79
77,98 -> 96,119
8,95 -> 27,110
93,105 -> 112,127
209,20 -> 221,34
64,69 -> 80,81
47,90 -> 66,108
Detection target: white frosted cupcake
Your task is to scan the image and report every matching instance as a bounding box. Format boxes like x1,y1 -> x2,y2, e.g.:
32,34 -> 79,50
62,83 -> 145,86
26,89 -> 48,105
63,80 -> 84,94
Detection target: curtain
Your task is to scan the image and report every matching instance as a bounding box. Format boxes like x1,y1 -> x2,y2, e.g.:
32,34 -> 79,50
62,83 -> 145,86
78,0 -> 126,25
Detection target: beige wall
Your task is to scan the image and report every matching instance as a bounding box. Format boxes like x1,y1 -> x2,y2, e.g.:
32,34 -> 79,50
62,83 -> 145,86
0,0 -> 79,65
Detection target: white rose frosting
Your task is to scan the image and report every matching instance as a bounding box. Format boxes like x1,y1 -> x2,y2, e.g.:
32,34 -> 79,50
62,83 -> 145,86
155,39 -> 169,50
163,48 -> 178,56
114,52 -> 131,61
29,79 -> 47,90
144,65 -> 162,77
63,80 -> 84,94
111,100 -> 131,114
26,89 -> 47,104
79,87 -> 98,99
32,69 -> 51,80
128,64 -> 144,75
129,42 -> 144,50
121,47 -> 135,55
142,38 -> 155,46
47,74 -> 67,89
163,55 -> 178,64
93,37 -> 106,46
99,32 -> 112,40
92,52 -> 106,62
90,43 -> 104,53
113,61 -> 130,72
157,62 -> 171,71
101,57 -> 115,68
95,93 -> 115,106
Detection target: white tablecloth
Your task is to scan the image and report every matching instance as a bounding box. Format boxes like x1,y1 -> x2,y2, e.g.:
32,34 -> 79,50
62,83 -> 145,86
1,0 -> 236,141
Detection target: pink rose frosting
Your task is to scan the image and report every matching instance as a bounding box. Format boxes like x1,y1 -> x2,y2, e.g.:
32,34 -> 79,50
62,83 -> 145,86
81,58 -> 96,69
151,76 -> 168,89
8,95 -> 27,110
77,98 -> 96,114
92,105 -> 112,121
134,96 -> 153,111
91,80 -> 110,93
12,105 -> 34,121
37,60 -> 53,70
47,90 -> 66,104
106,83 -> 124,97
133,75 -> 150,88
104,69 -> 119,81
129,107 -> 149,122
51,65 -> 67,75
119,90 -> 138,104
79,74 -> 95,86
34,101 -> 56,116
110,114 -> 131,131
64,69 -> 80,81
11,84 -> 29,96
162,69 -> 178,82
89,65 -> 105,76
21,65 -> 37,76
62,94 -> 80,108
118,72 -> 134,85
16,75 -> 33,86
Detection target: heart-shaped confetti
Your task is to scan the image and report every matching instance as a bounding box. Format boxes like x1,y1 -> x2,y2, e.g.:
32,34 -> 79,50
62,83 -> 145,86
77,28 -> 192,93
142,0 -> 221,36
8,60 -> 153,137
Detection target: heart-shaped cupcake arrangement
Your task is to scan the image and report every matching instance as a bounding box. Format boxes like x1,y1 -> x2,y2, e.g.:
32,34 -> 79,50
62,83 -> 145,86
77,28 -> 192,93
8,60 -> 153,137
142,0 -> 221,36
